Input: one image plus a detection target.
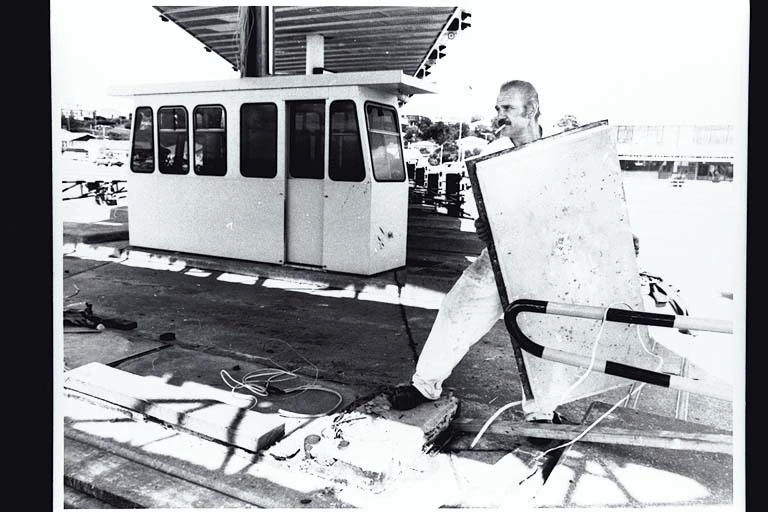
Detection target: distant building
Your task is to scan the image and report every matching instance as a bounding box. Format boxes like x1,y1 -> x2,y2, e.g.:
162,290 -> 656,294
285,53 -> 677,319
58,129 -> 130,162
403,114 -> 432,126
62,106 -> 126,119
611,124 -> 734,180
408,140 -> 440,155
404,116 -> 735,180
59,129 -> 97,158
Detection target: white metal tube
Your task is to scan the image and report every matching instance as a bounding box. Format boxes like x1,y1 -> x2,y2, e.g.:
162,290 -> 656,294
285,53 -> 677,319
546,302 -> 607,319
673,316 -> 733,334
668,375 -> 732,402
545,301 -> 733,334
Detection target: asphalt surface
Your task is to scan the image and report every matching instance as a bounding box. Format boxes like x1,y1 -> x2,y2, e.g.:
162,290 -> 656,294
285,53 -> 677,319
57,180 -> 738,508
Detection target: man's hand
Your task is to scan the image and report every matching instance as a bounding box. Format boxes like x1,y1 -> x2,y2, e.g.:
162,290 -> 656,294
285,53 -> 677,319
474,216 -> 493,245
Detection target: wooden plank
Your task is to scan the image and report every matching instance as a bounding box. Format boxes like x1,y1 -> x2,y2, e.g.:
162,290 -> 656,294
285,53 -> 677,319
452,419 -> 732,454
582,401 -> 731,434
64,362 -> 285,453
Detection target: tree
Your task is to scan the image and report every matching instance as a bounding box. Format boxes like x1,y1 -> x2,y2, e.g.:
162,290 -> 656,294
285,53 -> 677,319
416,117 -> 433,134
421,121 -> 454,145
403,125 -> 420,145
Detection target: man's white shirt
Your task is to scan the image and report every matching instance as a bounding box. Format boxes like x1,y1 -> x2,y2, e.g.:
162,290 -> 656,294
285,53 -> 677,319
479,136 -> 514,156
478,126 -> 564,157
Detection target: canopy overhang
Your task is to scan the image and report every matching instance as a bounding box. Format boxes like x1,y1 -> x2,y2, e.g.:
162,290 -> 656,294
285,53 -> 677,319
109,69 -> 439,97
153,5 -> 469,77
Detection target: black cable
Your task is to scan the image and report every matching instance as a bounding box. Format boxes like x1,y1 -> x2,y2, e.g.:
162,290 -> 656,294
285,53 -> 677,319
393,269 -> 419,365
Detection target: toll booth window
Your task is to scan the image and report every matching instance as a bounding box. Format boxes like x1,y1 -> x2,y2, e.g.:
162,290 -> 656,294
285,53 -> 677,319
130,107 -> 154,173
288,101 -> 325,179
329,101 -> 365,182
194,105 -> 227,176
240,103 -> 277,178
366,104 -> 405,182
158,106 -> 189,175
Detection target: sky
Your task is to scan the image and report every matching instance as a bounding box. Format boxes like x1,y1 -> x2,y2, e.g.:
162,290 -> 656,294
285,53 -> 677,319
50,0 -> 749,129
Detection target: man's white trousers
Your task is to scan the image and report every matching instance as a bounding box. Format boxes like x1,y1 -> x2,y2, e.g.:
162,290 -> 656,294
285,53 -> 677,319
411,248 -> 503,400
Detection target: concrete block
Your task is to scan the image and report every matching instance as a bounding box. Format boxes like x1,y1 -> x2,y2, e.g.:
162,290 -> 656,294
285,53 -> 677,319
64,390 -> 347,508
64,362 -> 285,452
264,393 -> 459,493
63,221 -> 129,244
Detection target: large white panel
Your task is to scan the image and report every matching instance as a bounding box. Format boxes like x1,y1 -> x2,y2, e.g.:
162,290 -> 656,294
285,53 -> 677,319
472,122 -> 657,412
128,173 -> 285,264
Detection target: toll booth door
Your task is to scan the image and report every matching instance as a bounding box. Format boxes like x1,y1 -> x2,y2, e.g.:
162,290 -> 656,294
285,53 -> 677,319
285,100 -> 325,267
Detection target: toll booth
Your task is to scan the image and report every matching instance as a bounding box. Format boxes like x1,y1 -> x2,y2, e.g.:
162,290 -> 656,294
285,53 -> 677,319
114,71 -> 436,275
406,161 -> 417,180
414,167 -> 426,187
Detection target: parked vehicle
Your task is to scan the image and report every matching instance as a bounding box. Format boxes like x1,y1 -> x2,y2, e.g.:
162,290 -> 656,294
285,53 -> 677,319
95,156 -> 124,167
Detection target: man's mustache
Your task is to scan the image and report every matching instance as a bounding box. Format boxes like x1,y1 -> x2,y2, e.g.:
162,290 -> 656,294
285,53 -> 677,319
493,117 -> 509,134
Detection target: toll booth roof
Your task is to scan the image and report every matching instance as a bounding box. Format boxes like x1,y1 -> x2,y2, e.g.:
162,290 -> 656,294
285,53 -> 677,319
110,70 -> 438,97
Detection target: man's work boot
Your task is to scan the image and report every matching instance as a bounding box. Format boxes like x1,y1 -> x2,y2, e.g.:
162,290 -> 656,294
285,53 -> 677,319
390,384 -> 431,410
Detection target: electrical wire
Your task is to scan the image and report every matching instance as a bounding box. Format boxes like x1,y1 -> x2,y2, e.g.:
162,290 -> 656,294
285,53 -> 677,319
470,301 -> 664,458
65,284 -> 80,300
554,302 -> 636,406
469,400 -> 523,448
393,269 -> 419,364
522,310 -> 665,471
218,339 -> 344,418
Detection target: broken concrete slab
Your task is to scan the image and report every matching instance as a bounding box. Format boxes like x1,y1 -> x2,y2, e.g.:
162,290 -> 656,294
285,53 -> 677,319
264,393 -> 459,493
63,221 -> 128,244
64,362 -> 285,453
63,330 -> 167,370
113,344 -> 365,436
63,390 -> 348,508
356,393 -> 458,445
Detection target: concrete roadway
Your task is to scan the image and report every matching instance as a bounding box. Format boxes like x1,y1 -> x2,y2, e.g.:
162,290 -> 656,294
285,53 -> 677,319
58,201 -> 736,508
